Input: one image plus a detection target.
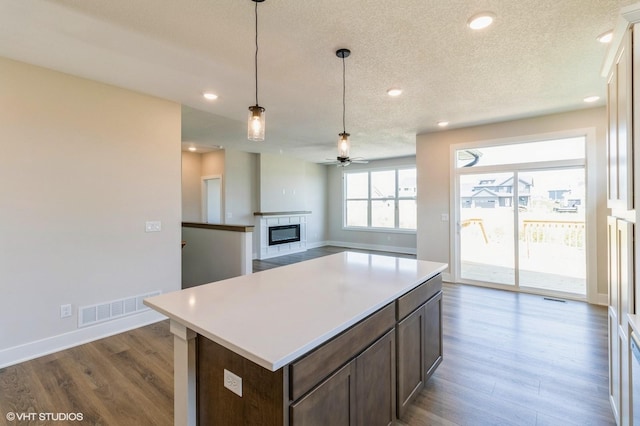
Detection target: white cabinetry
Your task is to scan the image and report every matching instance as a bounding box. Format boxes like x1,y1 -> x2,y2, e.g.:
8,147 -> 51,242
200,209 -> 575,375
608,217 -> 634,424
605,5 -> 640,424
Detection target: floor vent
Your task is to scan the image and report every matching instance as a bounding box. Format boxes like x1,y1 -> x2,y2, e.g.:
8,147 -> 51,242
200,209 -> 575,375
543,297 -> 567,303
78,290 -> 161,328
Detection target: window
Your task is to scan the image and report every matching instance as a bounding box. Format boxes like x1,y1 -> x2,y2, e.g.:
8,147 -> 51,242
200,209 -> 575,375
344,167 -> 417,230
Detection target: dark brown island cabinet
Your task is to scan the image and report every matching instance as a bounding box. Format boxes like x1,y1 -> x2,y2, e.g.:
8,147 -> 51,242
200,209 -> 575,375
197,274 -> 443,425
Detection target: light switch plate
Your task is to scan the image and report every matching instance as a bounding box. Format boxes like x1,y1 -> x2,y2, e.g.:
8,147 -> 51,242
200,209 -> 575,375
145,221 -> 162,232
223,369 -> 242,397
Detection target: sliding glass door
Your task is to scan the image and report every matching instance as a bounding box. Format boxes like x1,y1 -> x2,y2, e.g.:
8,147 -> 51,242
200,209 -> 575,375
455,137 -> 587,297
518,169 -> 586,295
459,172 -> 515,285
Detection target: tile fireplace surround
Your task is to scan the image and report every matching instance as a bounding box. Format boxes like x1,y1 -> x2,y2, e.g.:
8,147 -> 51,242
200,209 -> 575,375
254,211 -> 311,260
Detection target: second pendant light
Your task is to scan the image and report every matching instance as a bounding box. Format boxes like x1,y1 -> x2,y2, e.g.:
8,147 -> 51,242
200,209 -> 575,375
336,48 -> 351,162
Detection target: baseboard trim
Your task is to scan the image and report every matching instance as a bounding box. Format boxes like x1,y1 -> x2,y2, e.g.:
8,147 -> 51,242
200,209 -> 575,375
0,310 -> 167,369
306,240 -> 329,249
595,292 -> 608,306
324,240 -> 416,255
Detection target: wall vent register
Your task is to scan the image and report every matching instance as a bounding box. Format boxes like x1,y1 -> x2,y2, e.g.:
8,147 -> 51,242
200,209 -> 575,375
268,224 -> 300,246
78,290 -> 161,328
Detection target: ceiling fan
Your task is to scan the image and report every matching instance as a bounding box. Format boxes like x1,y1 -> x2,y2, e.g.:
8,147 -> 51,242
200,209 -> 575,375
326,155 -> 369,167
325,48 -> 368,167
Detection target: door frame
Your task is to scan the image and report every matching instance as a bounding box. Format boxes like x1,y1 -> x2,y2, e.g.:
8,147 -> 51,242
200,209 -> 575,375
449,128 -> 598,303
201,174 -> 224,224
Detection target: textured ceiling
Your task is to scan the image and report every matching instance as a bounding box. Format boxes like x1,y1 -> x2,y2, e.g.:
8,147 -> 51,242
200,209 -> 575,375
0,0 -> 634,162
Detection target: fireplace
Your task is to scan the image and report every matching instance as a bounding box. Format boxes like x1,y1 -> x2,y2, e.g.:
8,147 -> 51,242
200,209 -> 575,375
268,224 -> 301,246
254,211 -> 310,259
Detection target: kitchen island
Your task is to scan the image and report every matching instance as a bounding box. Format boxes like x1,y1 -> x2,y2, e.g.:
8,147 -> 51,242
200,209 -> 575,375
145,251 -> 447,426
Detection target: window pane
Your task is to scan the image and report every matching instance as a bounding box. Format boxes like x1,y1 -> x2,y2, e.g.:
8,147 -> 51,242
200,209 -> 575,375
372,200 -> 395,228
346,172 -> 368,198
371,170 -> 395,199
346,200 -> 368,226
456,137 -> 585,168
399,200 -> 416,229
398,168 -> 416,197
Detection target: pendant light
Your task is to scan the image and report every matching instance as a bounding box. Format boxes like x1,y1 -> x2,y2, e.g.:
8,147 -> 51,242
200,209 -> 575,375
336,48 -> 351,159
248,0 -> 266,141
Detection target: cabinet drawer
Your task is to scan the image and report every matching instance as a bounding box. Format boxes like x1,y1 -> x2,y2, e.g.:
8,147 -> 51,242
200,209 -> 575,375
396,274 -> 442,321
290,303 -> 395,401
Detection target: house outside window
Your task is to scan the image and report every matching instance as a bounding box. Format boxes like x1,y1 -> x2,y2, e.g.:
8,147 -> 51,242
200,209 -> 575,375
344,167 -> 417,231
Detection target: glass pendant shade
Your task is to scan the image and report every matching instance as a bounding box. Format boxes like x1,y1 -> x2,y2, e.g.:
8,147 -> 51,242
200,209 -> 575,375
338,132 -> 350,158
248,105 -> 266,142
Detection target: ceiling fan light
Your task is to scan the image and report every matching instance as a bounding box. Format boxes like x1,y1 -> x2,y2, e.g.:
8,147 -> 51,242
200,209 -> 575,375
338,132 -> 350,159
248,105 -> 266,141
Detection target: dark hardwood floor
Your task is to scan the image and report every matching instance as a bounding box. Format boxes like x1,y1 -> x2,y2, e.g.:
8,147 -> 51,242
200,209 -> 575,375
0,247 -> 613,425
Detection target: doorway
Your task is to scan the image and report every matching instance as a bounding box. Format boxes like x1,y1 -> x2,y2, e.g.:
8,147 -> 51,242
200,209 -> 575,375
202,175 -> 222,224
454,136 -> 588,298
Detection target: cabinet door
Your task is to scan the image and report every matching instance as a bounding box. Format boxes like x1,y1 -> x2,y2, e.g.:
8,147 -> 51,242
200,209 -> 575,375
607,28 -> 633,210
609,310 -> 621,424
621,332 -> 630,426
608,216 -> 619,317
396,304 -> 425,419
618,219 -> 634,329
356,330 -> 395,426
290,361 -> 356,426
424,291 -> 443,378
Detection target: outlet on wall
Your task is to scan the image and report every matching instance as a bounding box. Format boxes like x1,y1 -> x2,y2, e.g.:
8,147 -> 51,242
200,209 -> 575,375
223,369 -> 242,397
60,304 -> 72,318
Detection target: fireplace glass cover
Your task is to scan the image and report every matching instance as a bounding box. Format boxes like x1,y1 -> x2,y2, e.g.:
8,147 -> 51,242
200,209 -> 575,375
268,224 -> 301,246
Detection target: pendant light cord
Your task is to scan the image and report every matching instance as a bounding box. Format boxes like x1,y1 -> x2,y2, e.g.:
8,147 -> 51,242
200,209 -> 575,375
254,1 -> 259,106
342,54 -> 346,134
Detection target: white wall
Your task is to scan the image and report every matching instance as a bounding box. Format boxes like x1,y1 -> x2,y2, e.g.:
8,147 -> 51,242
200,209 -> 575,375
182,227 -> 252,287
0,57 -> 182,366
202,150 -> 225,177
182,151 -> 203,222
326,156 -> 417,253
224,149 -> 259,225
416,108 -> 607,301
304,162 -> 328,247
259,153 -> 307,212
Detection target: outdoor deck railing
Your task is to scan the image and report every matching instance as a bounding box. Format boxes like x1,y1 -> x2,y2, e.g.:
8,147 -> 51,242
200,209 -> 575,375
521,219 -> 585,257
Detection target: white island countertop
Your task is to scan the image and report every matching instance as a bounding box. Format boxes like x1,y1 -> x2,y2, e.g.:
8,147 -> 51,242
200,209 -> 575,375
144,252 -> 447,371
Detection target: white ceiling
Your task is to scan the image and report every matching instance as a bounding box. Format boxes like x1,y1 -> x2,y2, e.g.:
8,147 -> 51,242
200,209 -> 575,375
0,0 -> 633,163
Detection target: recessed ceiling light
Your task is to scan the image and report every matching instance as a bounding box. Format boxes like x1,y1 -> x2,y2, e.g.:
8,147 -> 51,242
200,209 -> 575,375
387,88 -> 403,97
467,12 -> 495,30
597,31 -> 613,43
437,121 -> 449,127
203,92 -> 218,100
583,96 -> 600,103
188,146 -> 197,152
